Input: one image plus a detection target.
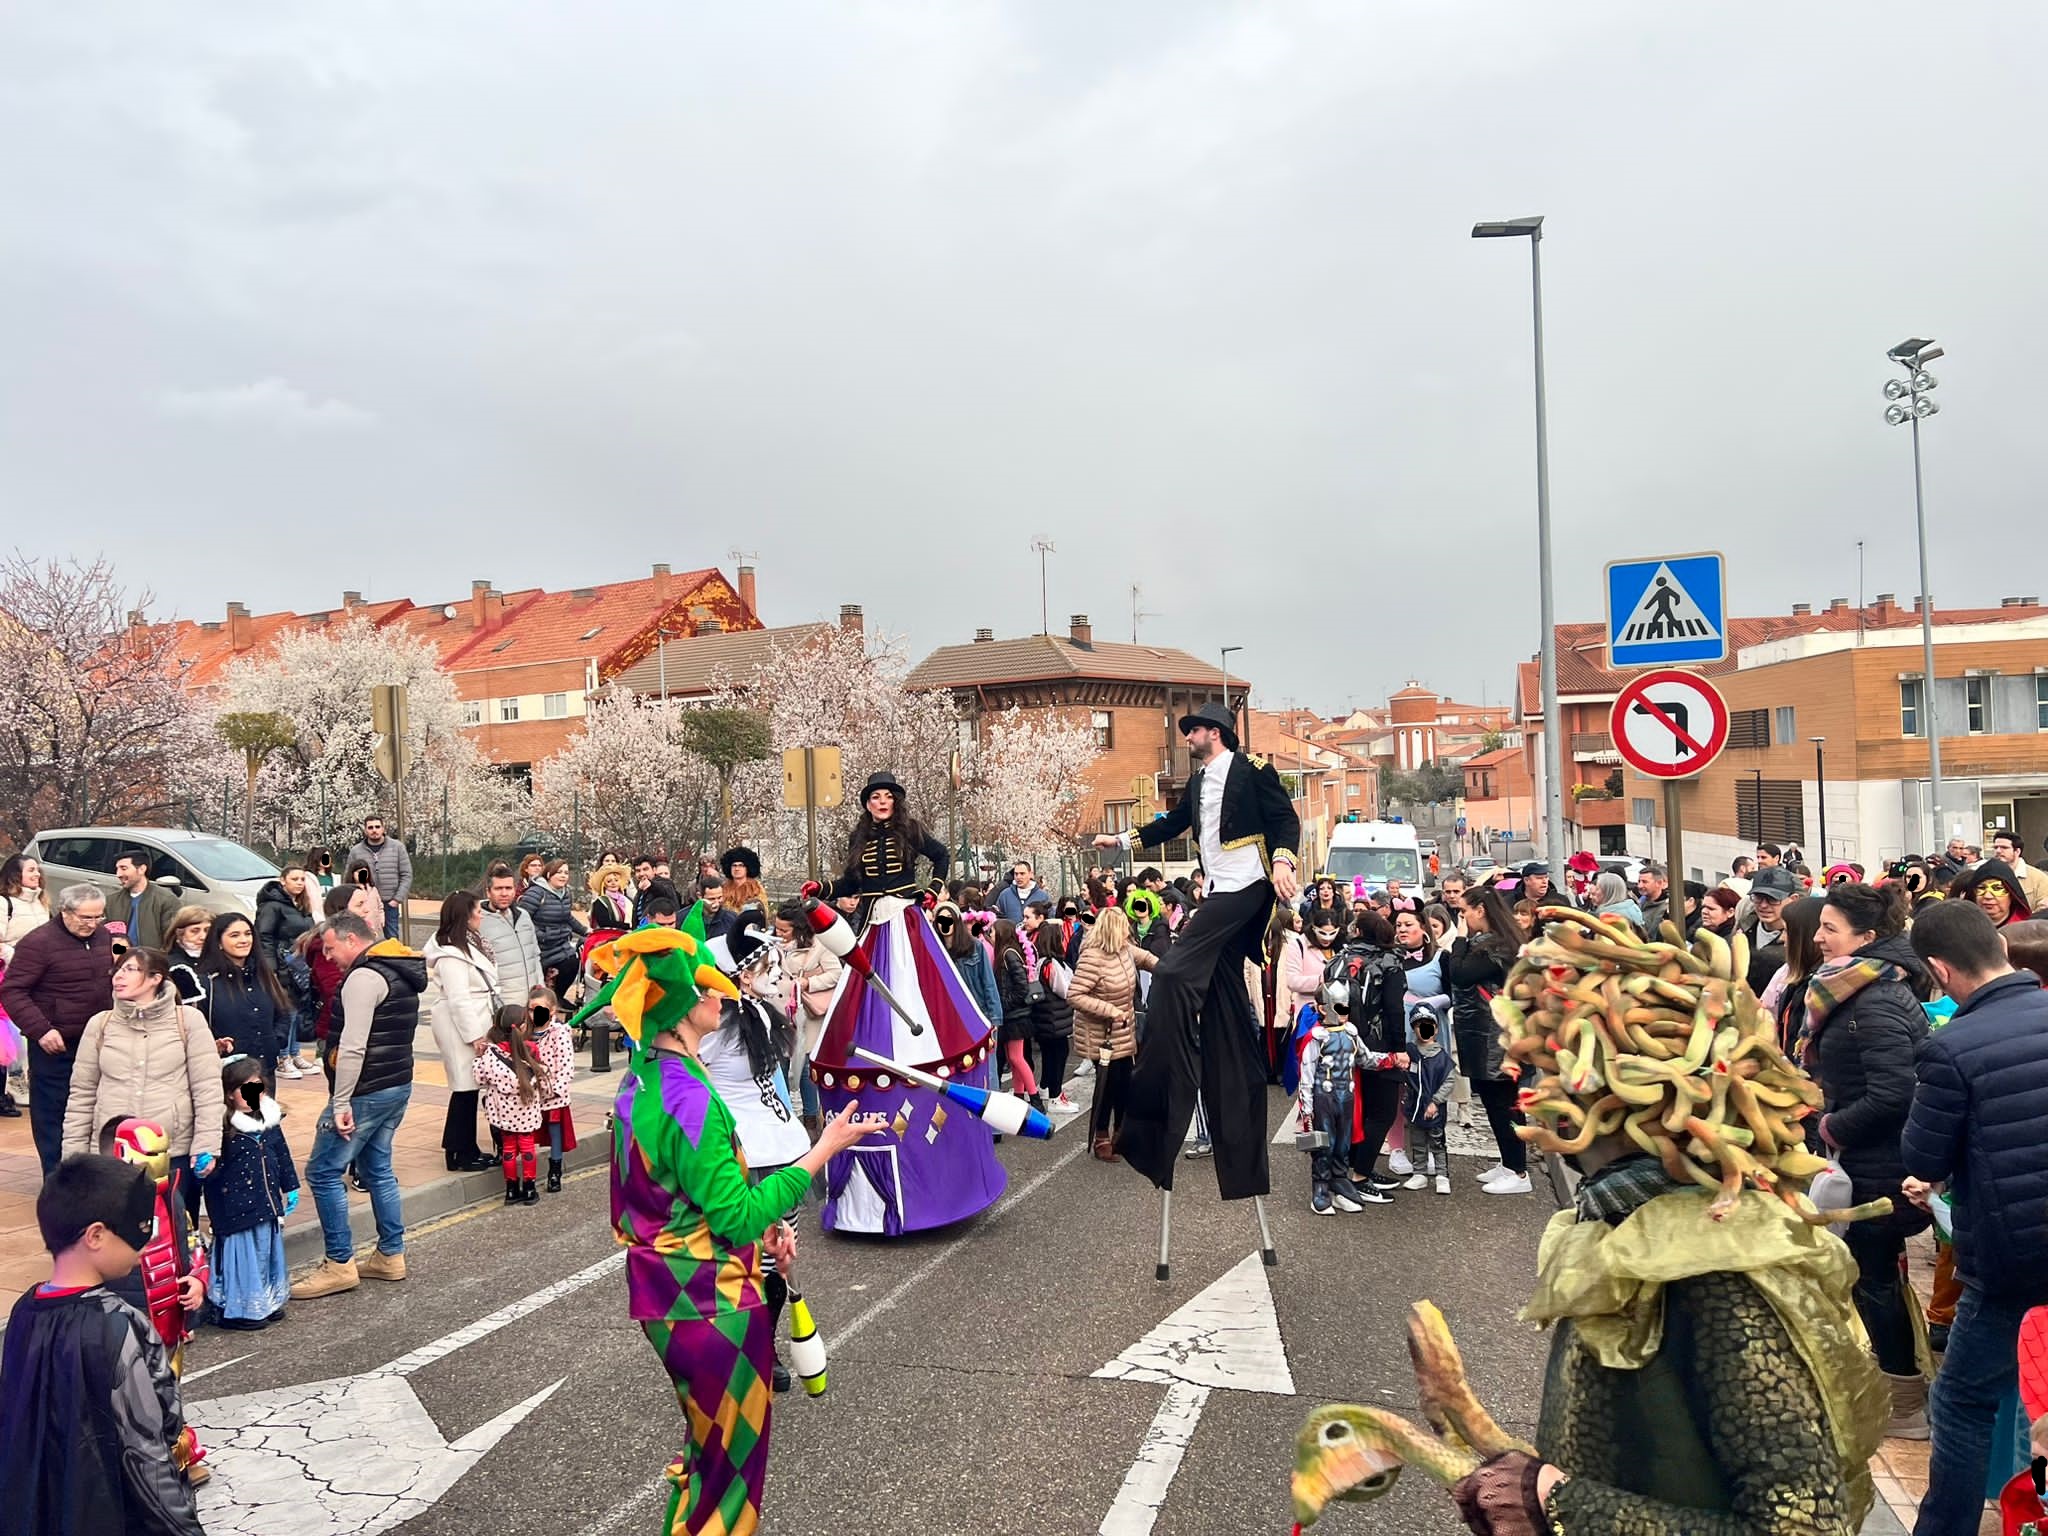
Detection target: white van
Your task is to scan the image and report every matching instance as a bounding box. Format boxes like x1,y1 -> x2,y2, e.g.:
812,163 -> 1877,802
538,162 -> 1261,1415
1319,821 -> 1424,891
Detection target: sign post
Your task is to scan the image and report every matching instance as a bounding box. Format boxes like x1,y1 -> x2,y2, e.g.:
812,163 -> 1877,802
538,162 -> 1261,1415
370,684 -> 411,943
1611,668 -> 1731,898
782,746 -> 844,882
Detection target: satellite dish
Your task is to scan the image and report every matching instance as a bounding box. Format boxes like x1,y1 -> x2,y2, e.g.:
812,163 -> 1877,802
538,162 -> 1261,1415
442,604 -> 458,619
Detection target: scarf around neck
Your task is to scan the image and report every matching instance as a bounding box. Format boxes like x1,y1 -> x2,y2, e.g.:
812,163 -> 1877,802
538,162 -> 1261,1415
1799,953 -> 1903,1066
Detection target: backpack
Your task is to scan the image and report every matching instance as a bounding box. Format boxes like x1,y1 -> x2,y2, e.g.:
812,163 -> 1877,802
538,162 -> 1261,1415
1039,957 -> 1072,1001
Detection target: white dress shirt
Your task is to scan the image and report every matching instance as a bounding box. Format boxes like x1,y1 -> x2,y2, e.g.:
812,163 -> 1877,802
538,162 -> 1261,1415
1124,750 -> 1267,895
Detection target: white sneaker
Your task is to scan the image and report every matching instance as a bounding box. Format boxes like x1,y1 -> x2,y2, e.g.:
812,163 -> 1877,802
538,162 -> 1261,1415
1402,1173 -> 1428,1191
1435,1174 -> 1452,1195
1483,1172 -> 1533,1195
1388,1149 -> 1413,1177
280,1060 -> 304,1080
1474,1163 -> 1507,1184
1048,1093 -> 1083,1116
1074,1060 -> 1095,1078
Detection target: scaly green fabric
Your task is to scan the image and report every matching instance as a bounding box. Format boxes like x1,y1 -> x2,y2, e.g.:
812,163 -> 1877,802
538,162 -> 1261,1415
1522,1189 -> 1889,1531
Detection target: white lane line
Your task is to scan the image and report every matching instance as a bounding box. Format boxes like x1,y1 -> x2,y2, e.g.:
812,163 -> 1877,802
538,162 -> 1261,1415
568,1127 -> 1090,1536
376,1250 -> 626,1377
182,1352 -> 252,1385
1098,1381 -> 1212,1536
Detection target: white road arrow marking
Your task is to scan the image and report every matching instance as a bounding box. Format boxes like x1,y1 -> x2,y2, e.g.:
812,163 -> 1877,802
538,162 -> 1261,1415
191,1252 -> 623,1535
1094,1251 -> 1295,1535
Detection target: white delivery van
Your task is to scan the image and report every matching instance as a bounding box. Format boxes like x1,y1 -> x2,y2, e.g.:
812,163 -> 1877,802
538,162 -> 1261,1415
1319,821 -> 1424,891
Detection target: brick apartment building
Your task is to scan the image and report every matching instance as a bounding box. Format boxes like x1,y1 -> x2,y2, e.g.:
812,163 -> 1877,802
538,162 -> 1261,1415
160,563 -> 766,783
905,615 -> 1244,862
1517,592 -> 2048,867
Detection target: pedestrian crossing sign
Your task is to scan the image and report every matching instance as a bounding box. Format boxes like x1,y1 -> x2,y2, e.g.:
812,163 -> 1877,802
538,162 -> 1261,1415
1605,551 -> 1727,668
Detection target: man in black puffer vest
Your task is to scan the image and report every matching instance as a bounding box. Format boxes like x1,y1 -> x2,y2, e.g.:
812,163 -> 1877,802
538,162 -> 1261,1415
1903,901 -> 2048,1536
292,913 -> 427,1302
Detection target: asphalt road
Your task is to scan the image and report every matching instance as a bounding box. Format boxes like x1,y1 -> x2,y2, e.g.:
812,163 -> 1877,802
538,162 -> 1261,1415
183,1080 -> 1558,1536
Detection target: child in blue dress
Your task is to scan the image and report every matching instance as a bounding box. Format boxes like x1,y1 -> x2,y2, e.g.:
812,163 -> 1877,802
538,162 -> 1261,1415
202,1055 -> 299,1329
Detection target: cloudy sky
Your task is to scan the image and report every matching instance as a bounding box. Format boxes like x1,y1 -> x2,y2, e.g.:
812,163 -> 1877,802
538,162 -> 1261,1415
5,3 -> 2043,714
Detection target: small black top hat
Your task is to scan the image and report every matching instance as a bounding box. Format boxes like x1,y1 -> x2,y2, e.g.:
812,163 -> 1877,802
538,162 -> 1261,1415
860,770 -> 907,806
1177,702 -> 1240,748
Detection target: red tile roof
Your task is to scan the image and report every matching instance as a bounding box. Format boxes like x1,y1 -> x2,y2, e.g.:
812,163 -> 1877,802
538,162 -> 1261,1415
907,634 -> 1245,691
1461,747 -> 1522,769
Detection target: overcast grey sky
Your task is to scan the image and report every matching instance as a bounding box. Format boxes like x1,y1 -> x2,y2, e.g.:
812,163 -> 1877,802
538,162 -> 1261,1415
5,3 -> 2043,714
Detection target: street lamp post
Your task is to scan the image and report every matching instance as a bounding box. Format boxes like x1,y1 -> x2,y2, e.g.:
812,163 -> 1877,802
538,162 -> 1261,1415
1219,646 -> 1242,741
655,624 -> 671,741
1473,215 -> 1565,869
1810,737 -> 1828,863
1884,338 -> 1944,849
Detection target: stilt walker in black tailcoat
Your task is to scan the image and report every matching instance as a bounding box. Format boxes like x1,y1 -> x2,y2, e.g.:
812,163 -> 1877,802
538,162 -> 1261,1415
1094,703 -> 1301,1199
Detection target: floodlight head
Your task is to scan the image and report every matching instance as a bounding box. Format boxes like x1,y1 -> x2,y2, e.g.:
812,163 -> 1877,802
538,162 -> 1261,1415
1884,378 -> 1910,401
1885,403 -> 1911,426
1888,337 -> 1937,365
1472,216 -> 1545,239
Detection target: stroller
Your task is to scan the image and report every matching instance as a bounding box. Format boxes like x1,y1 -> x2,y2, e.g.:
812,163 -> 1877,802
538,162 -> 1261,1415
573,927 -> 629,1052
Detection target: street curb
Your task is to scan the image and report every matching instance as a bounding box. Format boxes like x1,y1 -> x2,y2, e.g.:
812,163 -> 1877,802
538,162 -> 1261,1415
283,1135 -> 612,1270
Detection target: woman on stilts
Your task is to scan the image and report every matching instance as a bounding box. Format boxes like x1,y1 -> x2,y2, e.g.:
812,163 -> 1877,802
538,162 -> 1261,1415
573,927 -> 864,1535
829,772 -> 949,928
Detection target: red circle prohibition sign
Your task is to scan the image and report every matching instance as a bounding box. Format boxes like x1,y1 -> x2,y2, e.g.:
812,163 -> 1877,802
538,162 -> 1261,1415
1610,668 -> 1731,780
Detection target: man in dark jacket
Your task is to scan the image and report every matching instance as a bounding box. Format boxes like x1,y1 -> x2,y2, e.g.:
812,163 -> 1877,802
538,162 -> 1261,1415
0,885 -> 115,1175
1740,865 -> 1798,995
291,914 -> 424,1302
110,851 -> 181,954
1902,901 -> 2048,1536
345,816 -> 413,939
1093,703 -> 1300,1199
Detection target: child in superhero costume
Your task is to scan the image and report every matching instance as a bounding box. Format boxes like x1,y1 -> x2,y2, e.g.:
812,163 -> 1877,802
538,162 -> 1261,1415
101,1115 -> 211,1485
570,927 -> 867,1536
1291,908 -> 1890,1535
0,1153 -> 206,1536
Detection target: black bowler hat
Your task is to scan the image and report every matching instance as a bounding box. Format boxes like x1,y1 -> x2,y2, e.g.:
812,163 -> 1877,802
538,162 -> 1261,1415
861,771 -> 907,806
1177,702 -> 1240,750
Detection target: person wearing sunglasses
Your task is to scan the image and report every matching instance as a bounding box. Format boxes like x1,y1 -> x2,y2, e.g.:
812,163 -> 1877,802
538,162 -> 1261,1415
1951,859 -> 2034,929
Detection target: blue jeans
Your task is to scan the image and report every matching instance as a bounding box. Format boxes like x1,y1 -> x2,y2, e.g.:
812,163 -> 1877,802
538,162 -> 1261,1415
27,1046 -> 75,1177
1916,1283 -> 2031,1535
306,1083 -> 412,1263
382,900 -> 401,940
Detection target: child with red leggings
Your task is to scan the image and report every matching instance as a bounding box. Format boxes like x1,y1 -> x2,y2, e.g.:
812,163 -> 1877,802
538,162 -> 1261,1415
475,1004 -> 544,1206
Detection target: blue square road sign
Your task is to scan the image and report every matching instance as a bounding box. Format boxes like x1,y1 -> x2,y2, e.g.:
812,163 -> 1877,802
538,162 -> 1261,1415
1605,551 -> 1727,668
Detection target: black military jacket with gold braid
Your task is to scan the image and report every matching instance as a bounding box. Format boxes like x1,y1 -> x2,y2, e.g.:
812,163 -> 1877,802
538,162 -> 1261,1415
830,825 -> 950,902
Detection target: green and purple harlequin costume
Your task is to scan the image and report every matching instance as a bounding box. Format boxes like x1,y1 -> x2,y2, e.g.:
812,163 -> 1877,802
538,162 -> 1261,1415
573,927 -> 811,1536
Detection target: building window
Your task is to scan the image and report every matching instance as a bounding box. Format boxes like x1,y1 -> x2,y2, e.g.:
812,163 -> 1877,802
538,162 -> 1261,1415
1346,783 -> 1360,798
1091,710 -> 1113,749
1727,709 -> 1770,749
1773,706 -> 1796,745
461,699 -> 482,727
543,692 -> 568,719
1965,676 -> 1988,734
1103,800 -> 1134,835
1900,679 -> 1923,737
2038,675 -> 2048,731
1631,796 -> 1656,826
1736,778 -> 1805,845
498,697 -> 521,723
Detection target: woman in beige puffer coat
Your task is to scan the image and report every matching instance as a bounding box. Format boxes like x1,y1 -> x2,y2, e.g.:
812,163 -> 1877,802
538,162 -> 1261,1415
62,948 -> 222,1167
1068,907 -> 1155,1163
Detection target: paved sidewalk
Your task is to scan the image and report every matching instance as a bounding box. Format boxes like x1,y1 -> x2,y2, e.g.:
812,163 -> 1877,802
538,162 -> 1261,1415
0,1039 -> 626,1305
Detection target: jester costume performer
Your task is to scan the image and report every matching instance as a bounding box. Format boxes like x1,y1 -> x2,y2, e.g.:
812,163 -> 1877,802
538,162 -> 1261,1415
107,1116 -> 211,1485
571,928 -> 813,1536
1292,909 -> 1890,1535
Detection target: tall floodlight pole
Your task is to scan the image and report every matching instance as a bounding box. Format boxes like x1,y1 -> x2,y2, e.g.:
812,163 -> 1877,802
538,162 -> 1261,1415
1473,215 -> 1564,865
1884,338 -> 1944,848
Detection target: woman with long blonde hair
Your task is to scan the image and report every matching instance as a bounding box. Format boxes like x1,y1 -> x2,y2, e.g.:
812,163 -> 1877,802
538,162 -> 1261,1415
1067,906 -> 1156,1162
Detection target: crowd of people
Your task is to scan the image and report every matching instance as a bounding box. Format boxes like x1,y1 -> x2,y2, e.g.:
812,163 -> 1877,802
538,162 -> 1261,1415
4,799 -> 2048,1533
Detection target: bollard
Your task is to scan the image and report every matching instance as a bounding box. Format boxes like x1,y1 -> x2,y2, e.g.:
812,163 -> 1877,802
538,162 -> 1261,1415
591,1019 -> 611,1074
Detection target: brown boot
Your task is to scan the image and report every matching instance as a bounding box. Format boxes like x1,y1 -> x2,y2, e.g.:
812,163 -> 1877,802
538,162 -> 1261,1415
288,1256 -> 360,1300
357,1249 -> 408,1283
1092,1135 -> 1119,1163
1882,1371 -> 1929,1440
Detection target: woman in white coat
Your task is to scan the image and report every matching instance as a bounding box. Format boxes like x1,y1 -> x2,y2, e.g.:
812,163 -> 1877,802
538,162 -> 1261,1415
424,890 -> 501,1171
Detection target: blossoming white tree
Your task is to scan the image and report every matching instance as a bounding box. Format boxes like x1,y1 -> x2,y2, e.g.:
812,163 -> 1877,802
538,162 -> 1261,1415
204,616 -> 525,853
528,691 -> 718,862
0,554 -> 206,846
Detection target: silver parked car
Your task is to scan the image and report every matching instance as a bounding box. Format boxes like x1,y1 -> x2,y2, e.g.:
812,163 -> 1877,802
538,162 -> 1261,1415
25,826 -> 279,922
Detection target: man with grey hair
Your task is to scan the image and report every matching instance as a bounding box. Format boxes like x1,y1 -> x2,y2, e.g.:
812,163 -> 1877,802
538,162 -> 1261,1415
0,884 -> 115,1174
291,912 -> 426,1300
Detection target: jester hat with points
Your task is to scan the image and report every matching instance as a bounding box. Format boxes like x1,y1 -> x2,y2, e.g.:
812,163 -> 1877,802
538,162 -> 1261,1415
566,925 -> 737,1068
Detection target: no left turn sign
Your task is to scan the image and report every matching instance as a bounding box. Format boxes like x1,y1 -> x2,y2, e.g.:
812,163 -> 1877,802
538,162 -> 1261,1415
1611,668 -> 1731,779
